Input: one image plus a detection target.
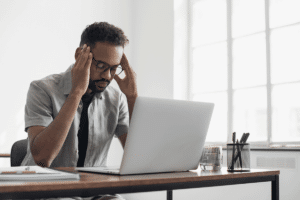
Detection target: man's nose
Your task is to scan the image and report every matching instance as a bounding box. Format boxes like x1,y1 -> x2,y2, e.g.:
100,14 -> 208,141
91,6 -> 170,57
101,68 -> 112,80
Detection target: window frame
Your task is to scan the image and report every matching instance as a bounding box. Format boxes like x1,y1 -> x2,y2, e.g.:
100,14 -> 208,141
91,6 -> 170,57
188,0 -> 300,149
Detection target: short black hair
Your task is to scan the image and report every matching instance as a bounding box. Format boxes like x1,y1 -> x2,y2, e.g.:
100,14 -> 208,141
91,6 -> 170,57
79,22 -> 129,49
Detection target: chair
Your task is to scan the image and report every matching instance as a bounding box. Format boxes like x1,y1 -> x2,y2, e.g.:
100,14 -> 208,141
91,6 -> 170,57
10,139 -> 28,166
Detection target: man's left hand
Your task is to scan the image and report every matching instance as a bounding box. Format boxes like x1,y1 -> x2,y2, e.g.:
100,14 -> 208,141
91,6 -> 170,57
114,53 -> 138,99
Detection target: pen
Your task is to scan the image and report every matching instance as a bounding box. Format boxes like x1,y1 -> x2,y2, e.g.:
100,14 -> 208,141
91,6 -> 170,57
232,132 -> 236,144
244,133 -> 250,143
236,140 -> 242,168
239,133 -> 246,162
240,133 -> 246,143
231,132 -> 236,170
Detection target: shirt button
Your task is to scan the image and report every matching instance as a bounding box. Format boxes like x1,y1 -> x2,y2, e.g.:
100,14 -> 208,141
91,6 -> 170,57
100,96 -> 102,100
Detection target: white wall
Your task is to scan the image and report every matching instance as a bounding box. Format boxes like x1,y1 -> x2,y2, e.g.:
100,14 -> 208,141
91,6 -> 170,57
174,0 -> 189,100
130,0 -> 174,99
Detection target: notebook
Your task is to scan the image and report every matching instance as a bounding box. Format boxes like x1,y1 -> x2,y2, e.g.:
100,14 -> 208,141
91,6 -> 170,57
77,96 -> 214,175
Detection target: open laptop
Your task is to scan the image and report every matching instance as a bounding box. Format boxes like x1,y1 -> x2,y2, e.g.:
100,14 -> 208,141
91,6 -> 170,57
77,96 -> 214,175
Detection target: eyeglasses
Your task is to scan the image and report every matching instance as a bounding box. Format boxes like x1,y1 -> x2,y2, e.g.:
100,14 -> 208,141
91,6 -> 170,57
92,57 -> 123,76
80,47 -> 123,76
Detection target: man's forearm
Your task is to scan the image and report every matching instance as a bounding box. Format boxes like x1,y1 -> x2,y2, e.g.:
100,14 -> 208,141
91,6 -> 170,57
127,95 -> 137,121
118,96 -> 137,149
32,92 -> 81,167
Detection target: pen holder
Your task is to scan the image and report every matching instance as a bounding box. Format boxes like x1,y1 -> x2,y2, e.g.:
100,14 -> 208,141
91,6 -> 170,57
227,143 -> 250,172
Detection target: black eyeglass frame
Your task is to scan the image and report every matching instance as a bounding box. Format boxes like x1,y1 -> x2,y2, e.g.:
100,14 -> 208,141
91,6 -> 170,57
92,57 -> 123,76
80,47 -> 123,76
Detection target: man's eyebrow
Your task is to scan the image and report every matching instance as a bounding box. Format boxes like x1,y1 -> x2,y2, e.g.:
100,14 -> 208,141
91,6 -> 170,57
94,58 -> 120,67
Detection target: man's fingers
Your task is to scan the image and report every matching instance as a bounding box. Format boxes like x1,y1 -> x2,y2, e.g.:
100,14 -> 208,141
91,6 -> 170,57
120,54 -> 127,68
124,65 -> 137,81
122,65 -> 129,78
114,74 -> 122,84
120,53 -> 128,65
121,53 -> 136,79
77,45 -> 90,69
81,46 -> 91,67
84,52 -> 93,69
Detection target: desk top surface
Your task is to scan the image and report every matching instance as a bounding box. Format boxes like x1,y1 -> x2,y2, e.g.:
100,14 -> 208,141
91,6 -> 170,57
0,167 -> 279,193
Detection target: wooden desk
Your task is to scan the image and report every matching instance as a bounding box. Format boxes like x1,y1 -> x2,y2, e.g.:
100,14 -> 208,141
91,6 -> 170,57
0,167 -> 279,200
0,153 -> 10,157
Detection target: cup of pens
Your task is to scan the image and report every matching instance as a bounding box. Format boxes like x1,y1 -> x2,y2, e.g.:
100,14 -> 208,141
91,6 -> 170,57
227,132 -> 250,172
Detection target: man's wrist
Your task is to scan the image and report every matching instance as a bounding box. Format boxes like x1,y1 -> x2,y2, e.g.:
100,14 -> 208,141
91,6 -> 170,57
126,94 -> 138,103
126,94 -> 137,122
68,91 -> 83,101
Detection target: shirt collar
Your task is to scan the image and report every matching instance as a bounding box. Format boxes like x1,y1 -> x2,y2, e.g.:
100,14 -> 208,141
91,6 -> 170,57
63,63 -> 104,99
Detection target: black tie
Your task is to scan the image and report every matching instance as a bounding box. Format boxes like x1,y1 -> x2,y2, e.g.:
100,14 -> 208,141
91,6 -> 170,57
77,93 -> 94,167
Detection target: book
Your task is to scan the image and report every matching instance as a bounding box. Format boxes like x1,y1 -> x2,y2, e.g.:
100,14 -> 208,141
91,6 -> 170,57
0,166 -> 80,181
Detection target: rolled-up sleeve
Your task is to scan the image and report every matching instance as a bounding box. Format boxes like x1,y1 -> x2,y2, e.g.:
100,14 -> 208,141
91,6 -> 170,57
24,81 -> 53,132
114,92 -> 129,138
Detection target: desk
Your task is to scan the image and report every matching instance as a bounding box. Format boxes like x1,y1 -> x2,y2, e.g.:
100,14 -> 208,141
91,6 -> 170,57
0,167 -> 279,200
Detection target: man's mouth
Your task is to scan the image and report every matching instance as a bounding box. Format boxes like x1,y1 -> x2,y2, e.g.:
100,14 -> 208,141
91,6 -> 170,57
96,82 -> 107,88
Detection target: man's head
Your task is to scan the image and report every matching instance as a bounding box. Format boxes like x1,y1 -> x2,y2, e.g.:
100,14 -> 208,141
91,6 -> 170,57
75,22 -> 129,94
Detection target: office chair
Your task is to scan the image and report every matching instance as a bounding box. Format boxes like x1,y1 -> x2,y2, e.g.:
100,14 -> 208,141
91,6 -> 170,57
10,139 -> 28,166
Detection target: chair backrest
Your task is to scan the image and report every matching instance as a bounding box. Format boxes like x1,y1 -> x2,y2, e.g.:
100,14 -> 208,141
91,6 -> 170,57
11,139 -> 28,166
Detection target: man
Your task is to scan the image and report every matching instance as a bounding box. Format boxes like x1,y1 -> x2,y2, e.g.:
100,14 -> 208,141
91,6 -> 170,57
21,22 -> 137,200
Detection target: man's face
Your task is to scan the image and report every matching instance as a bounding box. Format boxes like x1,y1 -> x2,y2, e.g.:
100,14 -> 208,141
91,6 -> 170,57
76,42 -> 124,94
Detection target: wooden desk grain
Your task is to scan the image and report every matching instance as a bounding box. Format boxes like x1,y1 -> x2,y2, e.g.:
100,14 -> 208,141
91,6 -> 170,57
0,167 -> 279,194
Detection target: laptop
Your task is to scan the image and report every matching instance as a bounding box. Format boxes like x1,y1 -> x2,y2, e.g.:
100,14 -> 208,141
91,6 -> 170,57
77,96 -> 214,175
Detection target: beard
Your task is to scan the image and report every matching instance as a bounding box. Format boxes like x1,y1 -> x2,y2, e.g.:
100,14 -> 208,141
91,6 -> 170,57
88,79 -> 110,94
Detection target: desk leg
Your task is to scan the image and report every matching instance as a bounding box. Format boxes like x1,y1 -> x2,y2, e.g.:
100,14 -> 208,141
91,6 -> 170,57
167,190 -> 172,200
272,175 -> 279,200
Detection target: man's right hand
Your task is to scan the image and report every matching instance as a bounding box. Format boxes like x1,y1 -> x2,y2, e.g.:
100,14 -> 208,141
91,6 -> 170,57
28,44 -> 93,167
70,44 -> 93,97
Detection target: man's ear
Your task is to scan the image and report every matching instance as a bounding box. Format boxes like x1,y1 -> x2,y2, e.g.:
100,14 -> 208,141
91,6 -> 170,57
74,47 -> 82,61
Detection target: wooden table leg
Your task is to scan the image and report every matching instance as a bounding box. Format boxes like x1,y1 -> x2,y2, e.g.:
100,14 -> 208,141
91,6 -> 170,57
272,175 -> 279,200
167,190 -> 173,200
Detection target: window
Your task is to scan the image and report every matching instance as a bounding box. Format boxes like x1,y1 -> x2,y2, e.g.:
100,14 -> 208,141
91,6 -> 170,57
190,0 -> 300,147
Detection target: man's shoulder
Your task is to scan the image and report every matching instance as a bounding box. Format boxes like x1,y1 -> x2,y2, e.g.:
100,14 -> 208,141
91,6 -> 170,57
30,73 -> 63,88
29,70 -> 67,95
29,64 -> 73,90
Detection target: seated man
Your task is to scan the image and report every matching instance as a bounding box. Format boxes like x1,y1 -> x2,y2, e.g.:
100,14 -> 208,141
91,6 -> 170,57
21,22 -> 138,200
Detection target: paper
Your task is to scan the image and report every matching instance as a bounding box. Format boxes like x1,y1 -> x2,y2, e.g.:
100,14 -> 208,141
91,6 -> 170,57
0,166 -> 61,174
0,166 -> 80,181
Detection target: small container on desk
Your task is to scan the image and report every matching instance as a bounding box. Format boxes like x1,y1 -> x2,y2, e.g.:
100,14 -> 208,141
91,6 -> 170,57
199,146 -> 223,171
227,143 -> 250,172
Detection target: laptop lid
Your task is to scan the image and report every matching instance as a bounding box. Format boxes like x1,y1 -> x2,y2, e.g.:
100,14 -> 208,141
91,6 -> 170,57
119,96 -> 214,175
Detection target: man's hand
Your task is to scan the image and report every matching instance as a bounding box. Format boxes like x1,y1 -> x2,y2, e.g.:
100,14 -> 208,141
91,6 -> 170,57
114,53 -> 138,99
70,44 -> 93,97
